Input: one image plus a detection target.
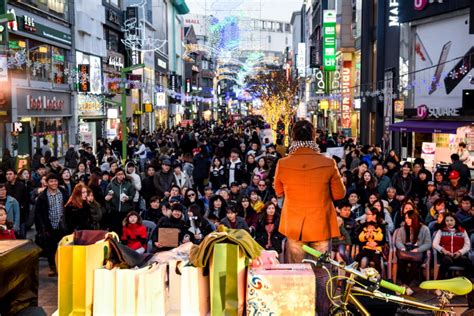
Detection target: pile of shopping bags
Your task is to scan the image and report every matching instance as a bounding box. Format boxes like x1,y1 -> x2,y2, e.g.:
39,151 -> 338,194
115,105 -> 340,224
56,227 -> 316,316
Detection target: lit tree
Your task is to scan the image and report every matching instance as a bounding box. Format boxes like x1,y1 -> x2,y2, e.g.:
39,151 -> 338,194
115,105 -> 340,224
245,68 -> 299,145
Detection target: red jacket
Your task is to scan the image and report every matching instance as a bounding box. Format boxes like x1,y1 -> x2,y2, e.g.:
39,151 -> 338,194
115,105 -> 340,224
0,227 -> 16,240
438,228 -> 467,254
121,223 -> 147,250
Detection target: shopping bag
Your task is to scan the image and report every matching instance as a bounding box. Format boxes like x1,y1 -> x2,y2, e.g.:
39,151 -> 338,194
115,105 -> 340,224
136,264 -> 169,316
93,268 -> 117,316
210,243 -> 247,316
246,264 -> 315,316
57,240 -> 108,316
168,260 -> 183,314
115,266 -> 150,315
180,265 -> 210,316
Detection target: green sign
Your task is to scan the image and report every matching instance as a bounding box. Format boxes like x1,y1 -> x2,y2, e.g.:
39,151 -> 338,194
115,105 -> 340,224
323,10 -> 337,71
17,15 -> 72,45
53,54 -> 64,62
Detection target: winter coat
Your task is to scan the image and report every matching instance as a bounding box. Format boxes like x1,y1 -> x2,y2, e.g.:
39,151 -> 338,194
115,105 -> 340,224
391,172 -> 415,197
254,216 -> 285,253
193,154 -> 211,180
174,171 -> 192,189
220,216 -> 250,232
105,178 -> 136,213
210,166 -> 226,191
63,203 -> 93,234
3,196 -> 20,231
126,162 -> 142,202
121,223 -> 147,250
225,159 -> 245,185
35,188 -> 68,234
64,148 -> 79,169
274,147 -> 346,242
153,170 -> 175,198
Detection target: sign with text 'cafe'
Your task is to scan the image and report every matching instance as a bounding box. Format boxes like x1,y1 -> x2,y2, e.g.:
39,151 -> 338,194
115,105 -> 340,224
323,10 -> 337,71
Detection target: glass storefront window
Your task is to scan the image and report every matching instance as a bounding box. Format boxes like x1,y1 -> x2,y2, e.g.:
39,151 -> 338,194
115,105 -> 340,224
13,0 -> 70,21
8,35 -> 27,79
106,29 -> 120,51
29,40 -> 51,82
52,46 -> 68,84
31,117 -> 68,157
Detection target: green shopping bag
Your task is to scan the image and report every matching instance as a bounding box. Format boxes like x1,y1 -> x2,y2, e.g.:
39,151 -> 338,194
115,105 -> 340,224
210,243 -> 247,316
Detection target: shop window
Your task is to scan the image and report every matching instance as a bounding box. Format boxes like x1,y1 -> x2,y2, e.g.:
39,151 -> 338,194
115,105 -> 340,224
13,0 -> 69,21
31,118 -> 68,157
7,35 -> 27,79
52,46 -> 68,84
106,29 -> 120,52
29,40 -> 51,82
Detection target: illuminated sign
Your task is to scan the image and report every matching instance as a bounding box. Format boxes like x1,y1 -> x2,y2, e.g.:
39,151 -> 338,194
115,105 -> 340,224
414,0 -> 445,11
27,95 -> 64,111
297,43 -> 306,77
341,61 -> 352,128
323,10 -> 337,71
78,64 -> 90,92
417,104 -> 460,119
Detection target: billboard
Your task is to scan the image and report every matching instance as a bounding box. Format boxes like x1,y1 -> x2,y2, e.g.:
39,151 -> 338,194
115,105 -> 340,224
413,14 -> 473,111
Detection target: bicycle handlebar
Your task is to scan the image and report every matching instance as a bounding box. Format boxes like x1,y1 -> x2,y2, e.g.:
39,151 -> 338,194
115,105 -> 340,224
302,245 -> 406,295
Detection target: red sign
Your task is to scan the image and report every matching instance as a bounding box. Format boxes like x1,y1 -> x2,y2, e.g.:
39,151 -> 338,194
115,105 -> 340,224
78,64 -> 90,92
341,61 -> 352,129
27,95 -> 65,111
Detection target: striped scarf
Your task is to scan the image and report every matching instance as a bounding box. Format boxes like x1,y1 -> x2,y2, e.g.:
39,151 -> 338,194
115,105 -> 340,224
288,141 -> 320,155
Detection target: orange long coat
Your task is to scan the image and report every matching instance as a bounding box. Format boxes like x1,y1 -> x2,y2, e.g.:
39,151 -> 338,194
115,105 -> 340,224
274,148 -> 346,242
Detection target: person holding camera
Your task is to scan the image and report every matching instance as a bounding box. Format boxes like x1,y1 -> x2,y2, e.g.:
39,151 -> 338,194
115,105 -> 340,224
104,168 -> 136,236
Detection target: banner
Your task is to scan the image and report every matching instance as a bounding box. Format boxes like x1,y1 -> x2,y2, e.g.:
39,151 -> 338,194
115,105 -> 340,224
421,142 -> 436,170
323,10 -> 337,71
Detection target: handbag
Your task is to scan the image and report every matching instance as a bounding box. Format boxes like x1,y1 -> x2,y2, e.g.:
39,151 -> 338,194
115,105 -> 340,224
396,248 -> 423,262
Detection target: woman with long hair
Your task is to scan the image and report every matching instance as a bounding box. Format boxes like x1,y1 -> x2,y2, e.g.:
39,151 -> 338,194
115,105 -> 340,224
183,187 -> 205,210
356,171 -> 378,206
254,202 -> 285,253
73,162 -> 89,183
237,196 -> 259,232
252,157 -> 270,181
63,183 -> 93,234
88,172 -> 105,207
433,170 -> 446,191
59,168 -> 76,200
244,154 -> 257,184
433,213 -> 472,279
209,157 -> 226,192
394,210 -> 431,295
205,195 -> 227,222
186,204 -> 214,244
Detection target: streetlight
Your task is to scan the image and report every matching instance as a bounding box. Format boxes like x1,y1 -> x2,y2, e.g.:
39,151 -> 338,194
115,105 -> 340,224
121,63 -> 144,163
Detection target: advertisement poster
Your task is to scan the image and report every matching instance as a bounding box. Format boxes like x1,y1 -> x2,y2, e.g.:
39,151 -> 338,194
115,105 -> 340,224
414,14 -> 473,110
421,142 -> 436,170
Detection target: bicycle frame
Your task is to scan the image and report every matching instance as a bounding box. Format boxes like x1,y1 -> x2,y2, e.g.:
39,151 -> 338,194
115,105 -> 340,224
303,258 -> 453,315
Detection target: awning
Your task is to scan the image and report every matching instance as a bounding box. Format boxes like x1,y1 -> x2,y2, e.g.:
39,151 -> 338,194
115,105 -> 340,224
389,120 -> 473,134
171,0 -> 189,15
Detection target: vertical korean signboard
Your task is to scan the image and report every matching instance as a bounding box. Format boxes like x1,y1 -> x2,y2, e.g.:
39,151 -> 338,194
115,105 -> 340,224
323,10 -> 337,71
341,61 -> 352,128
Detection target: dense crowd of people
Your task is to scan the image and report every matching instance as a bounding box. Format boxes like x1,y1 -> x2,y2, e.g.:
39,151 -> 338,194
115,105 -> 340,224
0,118 -> 472,297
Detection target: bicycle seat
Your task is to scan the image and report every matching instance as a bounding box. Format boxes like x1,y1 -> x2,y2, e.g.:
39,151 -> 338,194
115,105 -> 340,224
419,277 -> 473,296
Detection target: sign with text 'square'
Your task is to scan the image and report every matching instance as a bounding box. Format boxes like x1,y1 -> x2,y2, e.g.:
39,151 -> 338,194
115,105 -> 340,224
323,10 -> 337,72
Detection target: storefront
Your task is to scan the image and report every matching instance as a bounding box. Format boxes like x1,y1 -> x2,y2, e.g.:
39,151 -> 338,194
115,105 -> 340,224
15,88 -> 71,157
103,50 -> 124,142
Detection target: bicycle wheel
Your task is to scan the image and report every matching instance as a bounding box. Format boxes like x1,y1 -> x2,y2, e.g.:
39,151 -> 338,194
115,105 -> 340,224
331,306 -> 357,316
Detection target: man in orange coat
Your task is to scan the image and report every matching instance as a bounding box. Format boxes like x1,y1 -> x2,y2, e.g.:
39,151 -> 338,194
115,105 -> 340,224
274,120 -> 346,315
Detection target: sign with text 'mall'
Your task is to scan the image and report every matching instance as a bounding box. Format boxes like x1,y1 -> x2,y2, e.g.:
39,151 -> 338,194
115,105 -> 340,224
323,10 -> 337,71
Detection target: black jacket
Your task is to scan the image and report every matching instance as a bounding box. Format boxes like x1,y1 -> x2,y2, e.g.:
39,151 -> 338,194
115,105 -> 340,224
7,180 -> 29,223
150,216 -> 191,252
63,203 -> 93,234
64,148 -> 79,169
35,187 -> 68,234
254,217 -> 285,253
221,216 -> 250,232
225,159 -> 245,185
141,176 -> 157,207
153,170 -> 175,198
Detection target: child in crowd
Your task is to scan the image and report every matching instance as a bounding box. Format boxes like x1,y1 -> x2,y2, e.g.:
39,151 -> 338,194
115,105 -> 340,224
338,201 -> 357,244
87,189 -> 103,229
332,216 -> 352,263
356,207 -> 385,273
121,211 -> 147,254
0,206 -> 16,240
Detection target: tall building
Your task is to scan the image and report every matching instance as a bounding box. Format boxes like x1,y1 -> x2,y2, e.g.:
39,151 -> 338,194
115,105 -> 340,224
6,0 -> 74,158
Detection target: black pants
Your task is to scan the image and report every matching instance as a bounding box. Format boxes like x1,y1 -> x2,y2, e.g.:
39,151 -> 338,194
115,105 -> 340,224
438,254 -> 472,279
45,229 -> 63,269
398,259 -> 422,286
356,248 -> 382,274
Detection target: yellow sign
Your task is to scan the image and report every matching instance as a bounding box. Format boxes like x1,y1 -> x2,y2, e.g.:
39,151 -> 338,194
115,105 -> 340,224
320,100 -> 329,110
144,103 -> 153,113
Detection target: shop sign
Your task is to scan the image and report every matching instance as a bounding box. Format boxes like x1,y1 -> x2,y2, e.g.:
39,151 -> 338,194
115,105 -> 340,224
297,42 -> 306,77
108,55 -> 123,69
14,15 -> 72,45
421,142 -> 436,170
107,9 -> 121,26
414,0 -> 444,11
323,10 -> 337,71
341,61 -> 352,128
17,88 -> 71,117
156,92 -> 166,107
417,104 -> 461,119
77,95 -> 104,117
78,64 -> 90,92
156,57 -> 167,70
26,95 -> 64,111
388,0 -> 399,27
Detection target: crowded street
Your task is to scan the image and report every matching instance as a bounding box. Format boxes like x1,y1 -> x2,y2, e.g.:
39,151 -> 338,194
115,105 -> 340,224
1,0 -> 474,316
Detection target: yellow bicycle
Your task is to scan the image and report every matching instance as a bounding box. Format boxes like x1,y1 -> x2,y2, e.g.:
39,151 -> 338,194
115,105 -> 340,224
302,245 -> 473,315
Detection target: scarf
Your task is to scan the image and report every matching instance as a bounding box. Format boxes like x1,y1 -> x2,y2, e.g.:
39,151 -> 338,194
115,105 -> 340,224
289,141 -> 320,155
